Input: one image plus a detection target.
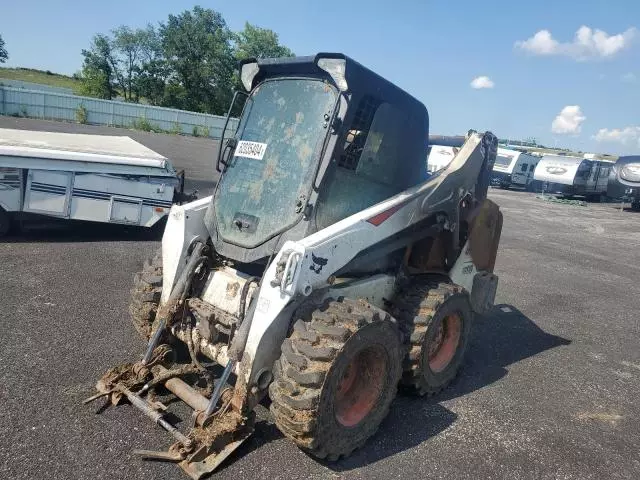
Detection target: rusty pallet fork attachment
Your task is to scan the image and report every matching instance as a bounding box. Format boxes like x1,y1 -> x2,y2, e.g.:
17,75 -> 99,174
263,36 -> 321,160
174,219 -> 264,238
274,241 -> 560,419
86,355 -> 254,479
84,354 -> 255,479
85,241 -> 254,479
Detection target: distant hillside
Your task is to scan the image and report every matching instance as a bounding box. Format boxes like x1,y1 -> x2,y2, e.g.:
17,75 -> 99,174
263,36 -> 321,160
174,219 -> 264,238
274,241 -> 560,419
0,67 -> 80,93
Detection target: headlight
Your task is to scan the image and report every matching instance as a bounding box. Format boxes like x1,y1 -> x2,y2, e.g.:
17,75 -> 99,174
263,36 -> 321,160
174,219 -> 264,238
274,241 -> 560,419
620,163 -> 640,182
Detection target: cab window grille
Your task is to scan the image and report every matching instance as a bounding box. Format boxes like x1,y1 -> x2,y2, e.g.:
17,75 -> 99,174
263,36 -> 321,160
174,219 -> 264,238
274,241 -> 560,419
338,95 -> 381,170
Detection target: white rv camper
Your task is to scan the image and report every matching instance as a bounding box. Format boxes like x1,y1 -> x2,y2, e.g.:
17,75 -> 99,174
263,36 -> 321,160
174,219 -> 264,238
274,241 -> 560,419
608,155 -> 640,209
0,129 -> 193,236
426,144 -> 458,174
491,147 -> 539,189
533,154 -> 613,199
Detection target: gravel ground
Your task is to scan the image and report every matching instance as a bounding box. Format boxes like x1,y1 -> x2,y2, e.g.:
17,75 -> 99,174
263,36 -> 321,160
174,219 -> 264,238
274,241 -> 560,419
0,118 -> 639,479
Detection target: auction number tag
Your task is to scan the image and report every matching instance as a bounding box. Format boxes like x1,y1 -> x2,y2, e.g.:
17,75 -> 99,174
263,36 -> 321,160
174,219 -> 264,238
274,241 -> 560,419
235,140 -> 268,160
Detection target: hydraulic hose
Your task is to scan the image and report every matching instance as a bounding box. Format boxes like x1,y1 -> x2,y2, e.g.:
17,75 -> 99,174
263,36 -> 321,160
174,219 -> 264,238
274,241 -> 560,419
142,241 -> 206,365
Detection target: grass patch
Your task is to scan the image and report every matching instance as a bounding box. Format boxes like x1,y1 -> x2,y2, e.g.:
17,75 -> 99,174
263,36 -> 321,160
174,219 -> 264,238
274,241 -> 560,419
0,67 -> 81,92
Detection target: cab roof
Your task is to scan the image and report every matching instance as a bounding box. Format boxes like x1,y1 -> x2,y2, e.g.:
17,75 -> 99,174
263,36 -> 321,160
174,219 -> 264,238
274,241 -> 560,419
245,53 -> 428,122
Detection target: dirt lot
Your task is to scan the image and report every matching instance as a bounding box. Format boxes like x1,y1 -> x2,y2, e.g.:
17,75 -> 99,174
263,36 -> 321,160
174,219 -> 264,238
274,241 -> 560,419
0,119 -> 639,479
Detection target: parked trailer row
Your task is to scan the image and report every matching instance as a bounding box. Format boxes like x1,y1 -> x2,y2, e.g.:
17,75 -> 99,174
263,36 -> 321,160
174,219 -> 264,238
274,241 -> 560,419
532,155 -> 614,200
0,128 -> 194,236
427,144 -> 539,190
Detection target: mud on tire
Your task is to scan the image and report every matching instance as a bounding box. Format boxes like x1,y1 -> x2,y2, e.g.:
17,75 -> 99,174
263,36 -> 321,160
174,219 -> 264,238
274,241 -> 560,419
393,280 -> 472,396
269,297 -> 402,461
129,248 -> 163,340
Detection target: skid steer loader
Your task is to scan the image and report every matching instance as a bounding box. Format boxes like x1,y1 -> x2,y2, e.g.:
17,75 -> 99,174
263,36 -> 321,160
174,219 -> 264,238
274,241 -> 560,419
86,53 -> 502,478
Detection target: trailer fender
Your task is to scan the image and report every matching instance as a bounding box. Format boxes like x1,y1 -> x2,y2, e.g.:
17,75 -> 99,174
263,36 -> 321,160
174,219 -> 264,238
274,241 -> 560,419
160,196 -> 211,304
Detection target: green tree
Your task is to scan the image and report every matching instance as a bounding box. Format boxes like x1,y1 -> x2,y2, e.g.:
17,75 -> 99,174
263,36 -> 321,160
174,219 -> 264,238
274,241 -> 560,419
133,25 -> 168,104
160,6 -> 235,114
78,67 -> 112,99
111,26 -> 145,101
79,34 -> 116,99
234,22 -> 294,60
112,25 -> 161,101
0,34 -> 8,63
132,59 -> 167,105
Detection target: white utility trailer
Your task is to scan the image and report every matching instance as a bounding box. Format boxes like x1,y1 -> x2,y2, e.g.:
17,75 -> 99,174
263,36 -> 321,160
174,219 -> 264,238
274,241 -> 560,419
0,128 -> 192,236
491,147 -> 539,190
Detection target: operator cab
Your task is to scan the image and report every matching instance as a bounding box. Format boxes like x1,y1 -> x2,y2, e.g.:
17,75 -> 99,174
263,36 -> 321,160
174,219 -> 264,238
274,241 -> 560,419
206,53 -> 430,264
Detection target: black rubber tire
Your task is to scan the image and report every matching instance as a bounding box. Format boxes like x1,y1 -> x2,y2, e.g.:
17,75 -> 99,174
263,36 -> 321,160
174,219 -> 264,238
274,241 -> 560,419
269,297 -> 402,461
393,280 -> 472,396
129,248 -> 163,340
0,207 -> 11,237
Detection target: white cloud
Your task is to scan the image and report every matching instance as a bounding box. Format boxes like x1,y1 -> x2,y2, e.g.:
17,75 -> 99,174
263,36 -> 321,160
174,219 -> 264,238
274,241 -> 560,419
470,76 -> 494,89
515,26 -> 637,60
551,106 -> 586,135
594,126 -> 640,147
621,72 -> 637,82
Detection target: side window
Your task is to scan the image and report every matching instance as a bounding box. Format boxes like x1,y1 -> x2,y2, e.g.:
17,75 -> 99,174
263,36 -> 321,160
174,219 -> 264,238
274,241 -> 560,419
354,102 -> 410,187
521,163 -> 528,172
577,162 -> 592,179
316,99 -> 411,230
529,164 -> 536,172
338,95 -> 380,171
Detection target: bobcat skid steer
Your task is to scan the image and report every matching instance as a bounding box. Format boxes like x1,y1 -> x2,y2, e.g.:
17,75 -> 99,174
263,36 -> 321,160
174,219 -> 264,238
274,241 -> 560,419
86,53 -> 502,478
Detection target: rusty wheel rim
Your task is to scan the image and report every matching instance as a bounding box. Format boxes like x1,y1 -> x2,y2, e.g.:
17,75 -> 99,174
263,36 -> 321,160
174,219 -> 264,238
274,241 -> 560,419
427,313 -> 462,373
335,345 -> 387,427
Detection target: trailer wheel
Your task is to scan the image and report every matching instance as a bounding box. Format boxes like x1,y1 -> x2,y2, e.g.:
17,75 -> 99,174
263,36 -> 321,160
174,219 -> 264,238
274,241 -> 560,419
269,297 -> 402,461
393,280 -> 472,396
0,207 -> 11,237
129,248 -> 163,340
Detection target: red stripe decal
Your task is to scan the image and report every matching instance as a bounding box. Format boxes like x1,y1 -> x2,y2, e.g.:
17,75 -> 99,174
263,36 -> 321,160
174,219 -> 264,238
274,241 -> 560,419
366,204 -> 404,226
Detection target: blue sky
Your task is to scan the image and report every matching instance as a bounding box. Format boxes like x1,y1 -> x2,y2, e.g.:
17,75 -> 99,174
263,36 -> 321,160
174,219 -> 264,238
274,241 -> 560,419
2,0 -> 639,154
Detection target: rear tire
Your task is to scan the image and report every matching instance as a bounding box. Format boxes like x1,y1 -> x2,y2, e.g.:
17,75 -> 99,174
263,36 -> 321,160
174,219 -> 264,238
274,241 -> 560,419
393,280 -> 472,396
0,207 -> 11,237
129,248 -> 163,340
269,297 -> 402,461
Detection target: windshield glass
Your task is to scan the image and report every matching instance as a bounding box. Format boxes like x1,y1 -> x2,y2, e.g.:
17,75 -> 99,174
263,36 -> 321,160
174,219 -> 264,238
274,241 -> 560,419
215,78 -> 336,247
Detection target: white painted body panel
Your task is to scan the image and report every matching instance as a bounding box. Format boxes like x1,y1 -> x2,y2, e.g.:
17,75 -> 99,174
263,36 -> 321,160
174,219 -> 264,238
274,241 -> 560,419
24,169 -> 72,216
161,197 -> 211,303
0,167 -> 22,211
